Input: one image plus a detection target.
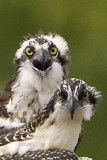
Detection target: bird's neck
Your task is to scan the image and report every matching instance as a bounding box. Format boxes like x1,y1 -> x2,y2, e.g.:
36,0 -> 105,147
32,103 -> 82,152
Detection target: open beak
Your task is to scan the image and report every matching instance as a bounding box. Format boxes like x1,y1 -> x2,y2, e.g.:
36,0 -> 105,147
66,97 -> 80,119
31,49 -> 52,78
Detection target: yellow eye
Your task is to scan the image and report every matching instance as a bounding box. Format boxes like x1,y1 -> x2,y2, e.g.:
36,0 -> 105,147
25,48 -> 34,56
57,91 -> 62,100
82,92 -> 88,101
50,47 -> 57,56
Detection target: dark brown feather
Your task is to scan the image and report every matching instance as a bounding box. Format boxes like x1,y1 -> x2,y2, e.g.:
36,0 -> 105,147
0,95 -> 56,146
0,149 -> 79,160
0,74 -> 17,118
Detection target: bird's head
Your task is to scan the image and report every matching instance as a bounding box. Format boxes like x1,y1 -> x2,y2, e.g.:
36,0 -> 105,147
14,32 -> 69,78
54,78 -> 101,120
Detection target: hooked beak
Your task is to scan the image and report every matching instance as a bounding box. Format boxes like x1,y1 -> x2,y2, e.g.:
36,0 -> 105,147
66,97 -> 80,119
31,49 -> 52,78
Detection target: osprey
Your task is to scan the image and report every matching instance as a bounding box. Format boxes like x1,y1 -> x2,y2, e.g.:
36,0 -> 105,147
0,32 -> 69,128
0,150 -> 92,160
0,78 -> 101,155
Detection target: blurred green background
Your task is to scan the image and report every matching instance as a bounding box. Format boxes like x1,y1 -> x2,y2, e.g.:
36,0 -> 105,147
0,0 -> 106,159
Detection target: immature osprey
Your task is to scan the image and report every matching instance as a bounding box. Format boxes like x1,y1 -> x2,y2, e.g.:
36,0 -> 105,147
0,78 -> 101,155
0,32 -> 69,128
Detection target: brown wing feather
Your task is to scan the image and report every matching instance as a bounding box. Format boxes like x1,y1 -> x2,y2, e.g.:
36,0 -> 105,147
0,74 -> 17,118
0,97 -> 56,146
0,149 -> 79,160
0,125 -> 26,145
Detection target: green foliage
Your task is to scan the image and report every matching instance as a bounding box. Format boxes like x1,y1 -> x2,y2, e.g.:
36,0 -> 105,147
0,0 -> 106,159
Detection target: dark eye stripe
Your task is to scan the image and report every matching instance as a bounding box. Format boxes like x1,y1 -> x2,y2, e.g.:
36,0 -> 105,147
88,92 -> 96,104
60,89 -> 68,100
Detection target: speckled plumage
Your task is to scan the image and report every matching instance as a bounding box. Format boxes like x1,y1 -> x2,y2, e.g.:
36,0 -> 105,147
0,78 -> 101,156
0,150 -> 79,160
0,150 -> 93,160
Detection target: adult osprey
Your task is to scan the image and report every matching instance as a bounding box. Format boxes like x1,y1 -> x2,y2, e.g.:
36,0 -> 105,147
0,32 -> 69,128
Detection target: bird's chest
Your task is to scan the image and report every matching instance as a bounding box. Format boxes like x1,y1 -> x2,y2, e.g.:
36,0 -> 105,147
37,90 -> 53,109
6,88 -> 54,123
35,118 -> 82,152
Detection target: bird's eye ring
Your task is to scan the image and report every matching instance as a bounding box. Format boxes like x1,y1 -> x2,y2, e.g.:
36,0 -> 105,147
82,92 -> 88,101
49,47 -> 57,56
57,91 -> 62,100
25,48 -> 34,56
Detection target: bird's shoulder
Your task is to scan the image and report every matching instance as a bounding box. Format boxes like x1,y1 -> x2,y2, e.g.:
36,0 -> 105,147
0,74 -> 17,118
0,74 -> 17,106
0,97 -> 56,146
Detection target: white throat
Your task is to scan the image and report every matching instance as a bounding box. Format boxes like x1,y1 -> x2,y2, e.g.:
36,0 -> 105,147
6,61 -> 64,123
